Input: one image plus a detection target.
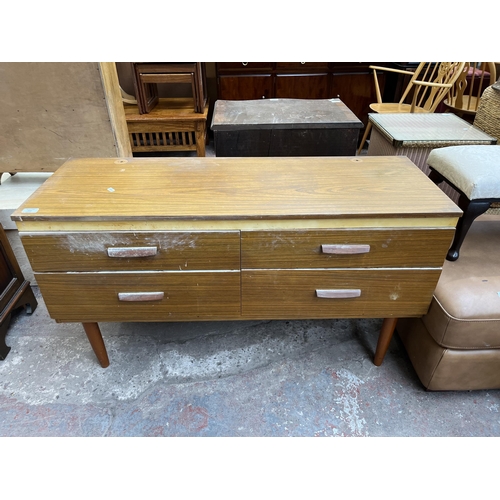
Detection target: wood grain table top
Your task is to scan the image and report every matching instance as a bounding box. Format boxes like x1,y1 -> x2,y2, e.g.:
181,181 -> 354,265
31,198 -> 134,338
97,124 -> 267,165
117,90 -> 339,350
12,156 -> 461,224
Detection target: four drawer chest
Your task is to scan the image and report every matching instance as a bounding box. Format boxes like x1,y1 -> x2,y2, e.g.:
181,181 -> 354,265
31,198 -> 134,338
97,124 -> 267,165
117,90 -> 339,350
11,157 -> 461,368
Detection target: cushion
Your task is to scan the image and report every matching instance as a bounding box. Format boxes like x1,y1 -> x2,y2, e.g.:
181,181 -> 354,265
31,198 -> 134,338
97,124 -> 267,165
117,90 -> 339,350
427,145 -> 500,199
421,215 -> 500,349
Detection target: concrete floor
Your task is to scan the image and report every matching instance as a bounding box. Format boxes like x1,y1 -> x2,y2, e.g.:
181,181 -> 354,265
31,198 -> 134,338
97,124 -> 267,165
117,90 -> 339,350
1,143 -> 500,438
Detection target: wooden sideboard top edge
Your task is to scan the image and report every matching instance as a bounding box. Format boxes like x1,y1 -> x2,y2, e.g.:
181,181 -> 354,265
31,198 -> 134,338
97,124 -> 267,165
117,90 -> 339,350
12,156 -> 462,223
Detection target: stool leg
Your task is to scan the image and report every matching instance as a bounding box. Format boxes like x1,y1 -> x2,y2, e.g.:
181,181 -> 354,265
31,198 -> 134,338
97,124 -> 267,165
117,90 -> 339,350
447,196 -> 491,261
428,169 -> 445,184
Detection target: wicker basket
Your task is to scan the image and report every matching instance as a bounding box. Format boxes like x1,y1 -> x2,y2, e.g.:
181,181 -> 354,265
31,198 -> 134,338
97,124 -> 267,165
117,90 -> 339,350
474,86 -> 500,142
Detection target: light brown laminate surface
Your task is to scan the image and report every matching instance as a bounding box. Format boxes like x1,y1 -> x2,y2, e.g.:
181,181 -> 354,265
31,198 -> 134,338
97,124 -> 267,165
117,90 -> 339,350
241,269 -> 441,319
241,228 -> 456,269
20,231 -> 240,272
36,271 -> 241,322
12,156 -> 461,223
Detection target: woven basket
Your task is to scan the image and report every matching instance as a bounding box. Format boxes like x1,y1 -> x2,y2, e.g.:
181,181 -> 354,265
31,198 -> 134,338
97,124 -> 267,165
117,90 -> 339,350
474,86 -> 500,142
472,86 -> 500,215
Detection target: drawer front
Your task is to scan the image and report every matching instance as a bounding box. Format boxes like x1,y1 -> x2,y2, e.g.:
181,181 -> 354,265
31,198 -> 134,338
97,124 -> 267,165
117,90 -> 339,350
275,62 -> 330,71
21,231 -> 240,272
241,229 -> 455,269
36,271 -> 240,322
275,74 -> 331,99
218,75 -> 273,100
217,62 -> 273,72
242,269 -> 441,318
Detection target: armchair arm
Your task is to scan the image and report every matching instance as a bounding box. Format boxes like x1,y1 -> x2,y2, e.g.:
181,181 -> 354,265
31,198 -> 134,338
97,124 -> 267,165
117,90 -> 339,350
369,65 -> 417,104
412,79 -> 453,88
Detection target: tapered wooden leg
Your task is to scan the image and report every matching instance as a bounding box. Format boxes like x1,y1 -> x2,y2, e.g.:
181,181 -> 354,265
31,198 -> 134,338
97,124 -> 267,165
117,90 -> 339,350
357,121 -> 372,155
82,322 -> 110,368
374,317 -> 398,366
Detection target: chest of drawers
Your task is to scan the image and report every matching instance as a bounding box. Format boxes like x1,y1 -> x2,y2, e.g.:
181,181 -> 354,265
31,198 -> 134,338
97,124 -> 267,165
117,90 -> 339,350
12,157 -> 461,368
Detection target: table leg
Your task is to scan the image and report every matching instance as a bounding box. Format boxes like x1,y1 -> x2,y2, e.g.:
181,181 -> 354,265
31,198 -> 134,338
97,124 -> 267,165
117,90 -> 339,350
373,317 -> 398,366
195,121 -> 206,157
82,322 -> 110,368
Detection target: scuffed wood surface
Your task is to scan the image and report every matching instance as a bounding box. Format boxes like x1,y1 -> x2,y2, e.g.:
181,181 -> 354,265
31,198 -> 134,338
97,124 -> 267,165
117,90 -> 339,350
12,156 -> 462,221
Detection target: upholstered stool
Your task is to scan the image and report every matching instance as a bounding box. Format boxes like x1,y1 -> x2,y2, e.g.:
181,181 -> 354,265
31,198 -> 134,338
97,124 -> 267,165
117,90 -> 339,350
397,215 -> 500,391
428,145 -> 500,260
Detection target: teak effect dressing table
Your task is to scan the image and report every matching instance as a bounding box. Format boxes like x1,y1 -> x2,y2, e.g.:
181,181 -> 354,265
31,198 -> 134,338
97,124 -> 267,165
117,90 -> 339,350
11,157 -> 461,368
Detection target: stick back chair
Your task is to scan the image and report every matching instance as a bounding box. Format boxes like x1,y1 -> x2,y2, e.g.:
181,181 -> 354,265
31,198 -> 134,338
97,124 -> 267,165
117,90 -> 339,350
443,62 -> 497,119
357,62 -> 466,154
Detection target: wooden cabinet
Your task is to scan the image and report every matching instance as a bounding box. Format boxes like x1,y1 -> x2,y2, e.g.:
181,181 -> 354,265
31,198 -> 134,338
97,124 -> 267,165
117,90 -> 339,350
0,224 -> 37,359
12,156 -> 461,368
218,75 -> 273,100
216,63 -> 391,126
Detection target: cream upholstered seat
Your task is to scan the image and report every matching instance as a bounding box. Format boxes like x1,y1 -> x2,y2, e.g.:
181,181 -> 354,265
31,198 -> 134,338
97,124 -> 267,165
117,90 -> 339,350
428,144 -> 500,261
427,83 -> 500,261
428,145 -> 500,200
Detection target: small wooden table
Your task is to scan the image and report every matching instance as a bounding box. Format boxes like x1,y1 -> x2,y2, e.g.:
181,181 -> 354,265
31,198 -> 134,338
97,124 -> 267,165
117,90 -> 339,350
11,156 -> 461,368
211,98 -> 363,156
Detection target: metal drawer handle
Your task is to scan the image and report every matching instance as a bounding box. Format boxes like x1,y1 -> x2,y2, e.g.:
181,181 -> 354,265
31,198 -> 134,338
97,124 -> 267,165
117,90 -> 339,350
242,62 -> 248,66
107,246 -> 158,258
321,244 -> 370,255
316,289 -> 361,299
118,292 -> 164,302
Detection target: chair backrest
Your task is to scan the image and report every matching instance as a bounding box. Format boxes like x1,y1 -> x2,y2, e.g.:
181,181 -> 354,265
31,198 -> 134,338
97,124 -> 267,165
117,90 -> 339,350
444,62 -> 497,116
473,85 -> 500,142
399,62 -> 466,112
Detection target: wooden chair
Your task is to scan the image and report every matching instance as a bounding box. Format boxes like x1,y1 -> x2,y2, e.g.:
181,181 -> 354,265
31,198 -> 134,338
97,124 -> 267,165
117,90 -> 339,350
357,62 -> 466,154
443,62 -> 497,119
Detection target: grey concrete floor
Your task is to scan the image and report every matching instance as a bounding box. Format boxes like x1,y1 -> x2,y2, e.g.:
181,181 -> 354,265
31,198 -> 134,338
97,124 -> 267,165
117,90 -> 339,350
2,228 -> 500,438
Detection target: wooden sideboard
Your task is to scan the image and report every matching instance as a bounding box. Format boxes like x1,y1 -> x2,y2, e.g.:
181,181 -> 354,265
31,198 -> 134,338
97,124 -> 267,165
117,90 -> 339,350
215,62 -> 393,127
11,157 -> 461,368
